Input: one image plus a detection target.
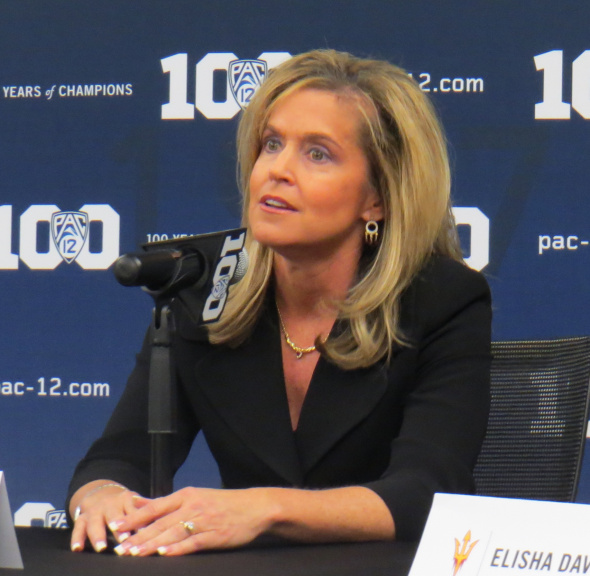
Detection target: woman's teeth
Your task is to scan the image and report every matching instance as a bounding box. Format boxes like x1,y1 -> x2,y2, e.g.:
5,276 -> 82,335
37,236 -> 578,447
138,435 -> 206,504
265,198 -> 288,208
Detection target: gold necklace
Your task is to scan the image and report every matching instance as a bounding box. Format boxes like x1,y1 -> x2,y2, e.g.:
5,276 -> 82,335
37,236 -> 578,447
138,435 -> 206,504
276,305 -> 317,359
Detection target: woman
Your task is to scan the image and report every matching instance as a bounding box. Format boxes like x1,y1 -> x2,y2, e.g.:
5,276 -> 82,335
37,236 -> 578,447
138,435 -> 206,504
67,49 -> 491,555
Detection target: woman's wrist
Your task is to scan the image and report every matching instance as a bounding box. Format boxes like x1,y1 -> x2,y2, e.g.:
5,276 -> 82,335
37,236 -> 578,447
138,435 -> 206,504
243,487 -> 285,536
70,480 -> 127,519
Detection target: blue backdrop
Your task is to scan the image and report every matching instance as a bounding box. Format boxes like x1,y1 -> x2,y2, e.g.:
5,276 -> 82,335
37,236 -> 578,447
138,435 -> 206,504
2,0 -> 590,527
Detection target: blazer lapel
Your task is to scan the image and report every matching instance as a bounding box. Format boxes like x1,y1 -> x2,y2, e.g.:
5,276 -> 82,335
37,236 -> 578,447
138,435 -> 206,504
191,313 -> 304,486
295,355 -> 389,475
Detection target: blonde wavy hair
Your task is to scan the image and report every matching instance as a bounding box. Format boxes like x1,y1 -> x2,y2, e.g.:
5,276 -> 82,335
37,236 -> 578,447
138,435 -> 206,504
208,49 -> 463,369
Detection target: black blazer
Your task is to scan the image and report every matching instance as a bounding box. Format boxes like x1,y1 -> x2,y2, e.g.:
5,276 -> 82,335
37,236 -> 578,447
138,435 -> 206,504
68,256 -> 492,541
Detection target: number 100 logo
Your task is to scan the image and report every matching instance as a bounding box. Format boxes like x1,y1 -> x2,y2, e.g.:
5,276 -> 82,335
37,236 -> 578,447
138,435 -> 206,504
535,50 -> 590,120
0,204 -> 120,270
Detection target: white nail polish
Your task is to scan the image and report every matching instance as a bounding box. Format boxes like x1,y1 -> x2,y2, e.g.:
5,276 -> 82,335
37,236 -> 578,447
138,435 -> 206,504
130,546 -> 141,556
114,544 -> 126,556
71,542 -> 83,552
95,541 -> 107,553
157,546 -> 168,556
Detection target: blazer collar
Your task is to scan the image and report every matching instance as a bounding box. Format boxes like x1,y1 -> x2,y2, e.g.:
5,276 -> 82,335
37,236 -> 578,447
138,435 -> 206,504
191,306 -> 389,485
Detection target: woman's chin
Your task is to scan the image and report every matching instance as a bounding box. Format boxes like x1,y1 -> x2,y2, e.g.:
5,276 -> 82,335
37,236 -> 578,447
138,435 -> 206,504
250,225 -> 296,249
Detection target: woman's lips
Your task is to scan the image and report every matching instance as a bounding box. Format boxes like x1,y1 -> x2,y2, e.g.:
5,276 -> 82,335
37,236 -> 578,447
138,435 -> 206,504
260,195 -> 296,211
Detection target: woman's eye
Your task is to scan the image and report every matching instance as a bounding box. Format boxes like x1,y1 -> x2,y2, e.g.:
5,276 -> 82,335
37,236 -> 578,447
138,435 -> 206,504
310,148 -> 328,161
263,138 -> 280,152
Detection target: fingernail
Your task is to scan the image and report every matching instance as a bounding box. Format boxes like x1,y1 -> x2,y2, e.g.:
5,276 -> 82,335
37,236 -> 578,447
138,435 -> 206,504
114,544 -> 128,556
130,546 -> 143,556
71,542 -> 83,552
109,520 -> 123,531
95,541 -> 107,553
118,532 -> 131,543
157,546 -> 168,556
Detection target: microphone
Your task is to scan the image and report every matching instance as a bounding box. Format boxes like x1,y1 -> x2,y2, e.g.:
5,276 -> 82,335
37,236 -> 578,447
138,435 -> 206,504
113,228 -> 248,324
113,248 -> 206,291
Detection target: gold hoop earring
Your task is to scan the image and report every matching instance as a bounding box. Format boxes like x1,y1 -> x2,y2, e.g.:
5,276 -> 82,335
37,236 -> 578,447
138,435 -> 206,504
365,220 -> 379,245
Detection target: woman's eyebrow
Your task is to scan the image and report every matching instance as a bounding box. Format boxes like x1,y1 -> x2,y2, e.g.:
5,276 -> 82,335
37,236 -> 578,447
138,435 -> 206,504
264,123 -> 343,150
262,123 -> 282,137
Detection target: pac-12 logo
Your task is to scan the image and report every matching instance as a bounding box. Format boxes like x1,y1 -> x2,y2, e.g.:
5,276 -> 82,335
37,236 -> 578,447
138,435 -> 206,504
229,59 -> 267,110
51,211 -> 89,264
0,204 -> 120,270
14,502 -> 68,529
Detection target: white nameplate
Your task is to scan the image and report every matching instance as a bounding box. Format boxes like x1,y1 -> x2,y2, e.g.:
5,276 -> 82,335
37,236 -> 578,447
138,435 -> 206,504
409,493 -> 590,576
0,471 -> 23,569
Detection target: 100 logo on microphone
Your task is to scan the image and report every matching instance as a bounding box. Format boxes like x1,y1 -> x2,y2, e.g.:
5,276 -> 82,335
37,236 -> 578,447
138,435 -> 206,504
201,230 -> 247,323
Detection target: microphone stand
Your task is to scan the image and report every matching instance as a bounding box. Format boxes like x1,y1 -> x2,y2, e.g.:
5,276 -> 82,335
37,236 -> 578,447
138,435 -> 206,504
142,252 -> 208,498
147,298 -> 176,498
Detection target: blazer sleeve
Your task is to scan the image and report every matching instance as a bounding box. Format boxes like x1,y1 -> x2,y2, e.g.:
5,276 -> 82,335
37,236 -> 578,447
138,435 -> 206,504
65,324 -> 202,516
363,257 -> 492,541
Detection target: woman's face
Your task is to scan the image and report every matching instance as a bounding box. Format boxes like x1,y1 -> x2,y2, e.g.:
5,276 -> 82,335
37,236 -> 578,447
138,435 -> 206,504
248,88 -> 382,260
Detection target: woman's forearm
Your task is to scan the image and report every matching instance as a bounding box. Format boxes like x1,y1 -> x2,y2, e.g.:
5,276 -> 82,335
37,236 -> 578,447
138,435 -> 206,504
263,485 -> 396,542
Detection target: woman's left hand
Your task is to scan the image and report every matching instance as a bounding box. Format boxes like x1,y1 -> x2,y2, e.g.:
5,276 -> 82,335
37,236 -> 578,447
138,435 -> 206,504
109,486 -> 279,556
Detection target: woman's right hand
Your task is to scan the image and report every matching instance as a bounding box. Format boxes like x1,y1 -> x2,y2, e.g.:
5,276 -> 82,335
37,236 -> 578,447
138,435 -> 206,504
69,480 -> 147,553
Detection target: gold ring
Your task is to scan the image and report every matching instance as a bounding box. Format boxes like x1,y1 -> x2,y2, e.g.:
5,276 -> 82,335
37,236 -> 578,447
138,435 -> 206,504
181,520 -> 195,536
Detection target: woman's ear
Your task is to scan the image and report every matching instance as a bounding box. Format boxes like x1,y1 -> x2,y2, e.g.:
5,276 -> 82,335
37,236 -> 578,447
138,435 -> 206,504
362,189 -> 384,223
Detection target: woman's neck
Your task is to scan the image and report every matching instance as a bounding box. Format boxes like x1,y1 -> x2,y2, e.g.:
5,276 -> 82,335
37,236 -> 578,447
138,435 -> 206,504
272,245 -> 361,317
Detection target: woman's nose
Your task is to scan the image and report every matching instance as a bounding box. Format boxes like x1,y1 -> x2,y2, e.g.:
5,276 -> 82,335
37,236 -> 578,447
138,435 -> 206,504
268,147 -> 295,183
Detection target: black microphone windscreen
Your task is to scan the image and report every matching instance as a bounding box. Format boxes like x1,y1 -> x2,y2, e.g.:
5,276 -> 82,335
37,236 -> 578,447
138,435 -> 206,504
113,250 -> 180,288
